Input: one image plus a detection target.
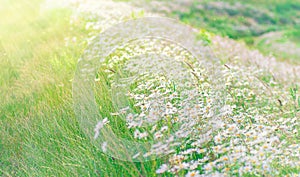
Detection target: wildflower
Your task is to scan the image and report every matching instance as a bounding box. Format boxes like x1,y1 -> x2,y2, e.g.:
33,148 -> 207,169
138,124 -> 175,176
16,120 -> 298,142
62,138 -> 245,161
156,164 -> 168,174
161,126 -> 168,132
186,170 -> 200,177
204,162 -> 213,172
175,162 -> 189,170
134,129 -> 148,139
214,134 -> 222,144
239,165 -> 252,175
189,161 -> 199,170
94,117 -> 109,139
221,156 -> 229,162
197,148 -> 206,153
227,124 -> 237,132
126,113 -> 134,120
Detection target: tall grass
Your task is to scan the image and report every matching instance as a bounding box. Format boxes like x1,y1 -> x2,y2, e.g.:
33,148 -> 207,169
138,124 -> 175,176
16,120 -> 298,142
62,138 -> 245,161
0,1 -> 158,176
0,0 -> 299,176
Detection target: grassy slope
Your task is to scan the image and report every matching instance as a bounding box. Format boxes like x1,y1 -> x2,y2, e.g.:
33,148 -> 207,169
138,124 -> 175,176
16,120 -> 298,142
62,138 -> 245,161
0,1 -> 160,176
130,0 -> 300,64
0,0 -> 299,176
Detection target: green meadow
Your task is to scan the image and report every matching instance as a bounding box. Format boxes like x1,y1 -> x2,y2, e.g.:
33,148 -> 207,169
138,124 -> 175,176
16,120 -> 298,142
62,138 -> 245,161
1,0 -> 299,176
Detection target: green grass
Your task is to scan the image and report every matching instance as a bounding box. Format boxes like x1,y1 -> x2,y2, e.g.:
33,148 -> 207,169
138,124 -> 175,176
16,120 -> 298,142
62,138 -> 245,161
136,0 -> 300,63
0,1 -> 161,176
1,0 -> 299,176
174,0 -> 300,39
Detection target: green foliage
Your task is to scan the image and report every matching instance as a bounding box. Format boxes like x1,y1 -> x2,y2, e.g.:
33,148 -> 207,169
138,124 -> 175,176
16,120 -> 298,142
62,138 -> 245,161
176,0 -> 300,40
285,29 -> 300,44
196,29 -> 212,45
164,0 -> 300,63
1,0 -> 299,176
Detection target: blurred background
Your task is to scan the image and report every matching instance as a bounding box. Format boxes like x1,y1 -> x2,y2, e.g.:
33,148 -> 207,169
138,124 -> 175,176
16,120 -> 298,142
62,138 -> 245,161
129,0 -> 300,64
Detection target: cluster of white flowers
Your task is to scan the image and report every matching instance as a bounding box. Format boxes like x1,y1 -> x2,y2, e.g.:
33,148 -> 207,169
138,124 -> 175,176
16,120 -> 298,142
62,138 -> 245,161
99,37 -> 300,176
212,36 -> 300,85
44,0 -> 299,175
